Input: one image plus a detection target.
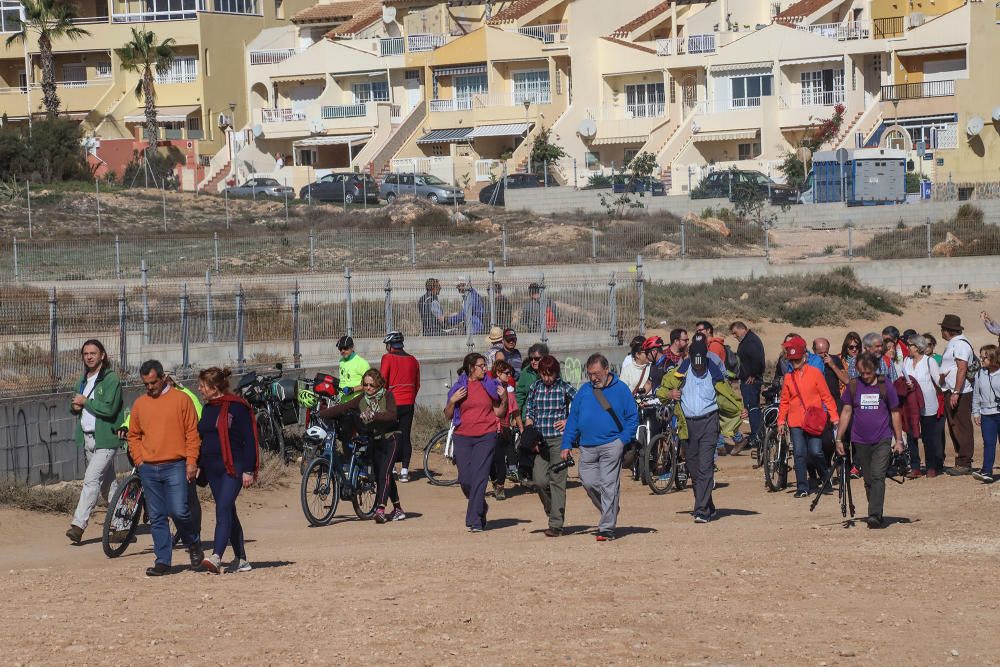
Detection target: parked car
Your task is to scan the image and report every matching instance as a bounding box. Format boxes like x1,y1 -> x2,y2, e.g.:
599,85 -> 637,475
612,176 -> 666,196
478,173 -> 549,206
225,177 -> 294,199
690,169 -> 798,204
298,173 -> 380,204
380,173 -> 465,205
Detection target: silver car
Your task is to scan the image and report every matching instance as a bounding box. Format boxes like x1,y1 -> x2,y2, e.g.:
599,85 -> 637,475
225,177 -> 295,199
380,173 -> 465,205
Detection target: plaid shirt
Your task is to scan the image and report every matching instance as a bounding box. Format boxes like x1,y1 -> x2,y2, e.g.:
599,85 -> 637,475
526,378 -> 577,439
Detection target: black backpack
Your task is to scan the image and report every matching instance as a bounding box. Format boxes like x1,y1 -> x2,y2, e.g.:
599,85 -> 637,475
723,344 -> 740,376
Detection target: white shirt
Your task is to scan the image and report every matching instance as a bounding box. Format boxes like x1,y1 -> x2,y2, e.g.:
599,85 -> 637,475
620,360 -> 651,394
903,355 -> 941,417
80,373 -> 98,432
621,354 -> 635,374
940,334 -> 975,394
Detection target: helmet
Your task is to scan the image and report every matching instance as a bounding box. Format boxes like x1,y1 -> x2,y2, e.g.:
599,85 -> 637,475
383,330 -> 404,346
336,335 -> 354,350
304,425 -> 328,442
641,336 -> 665,351
297,388 -> 318,409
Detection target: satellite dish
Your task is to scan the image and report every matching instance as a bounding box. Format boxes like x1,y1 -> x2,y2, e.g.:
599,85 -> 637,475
252,124 -> 263,137
967,116 -> 984,138
309,120 -> 323,134
382,5 -> 396,22
992,107 -> 1000,123
577,118 -> 597,138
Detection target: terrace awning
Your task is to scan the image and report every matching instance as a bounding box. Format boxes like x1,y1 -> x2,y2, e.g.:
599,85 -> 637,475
124,105 -> 200,123
432,64 -> 487,77
466,122 -> 532,138
710,61 -> 773,73
592,135 -> 647,145
416,127 -> 473,144
692,129 -> 759,143
292,133 -> 371,147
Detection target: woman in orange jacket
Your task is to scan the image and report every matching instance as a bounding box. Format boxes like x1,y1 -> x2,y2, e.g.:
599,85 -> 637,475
777,336 -> 840,498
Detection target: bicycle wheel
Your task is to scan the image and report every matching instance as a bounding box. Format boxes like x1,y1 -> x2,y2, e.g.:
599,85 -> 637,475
423,428 -> 459,487
299,441 -> 317,476
635,422 -> 650,484
672,439 -> 688,491
644,432 -> 674,495
301,457 -> 339,526
102,474 -> 143,558
351,459 -> 378,519
763,429 -> 784,492
778,437 -> 790,490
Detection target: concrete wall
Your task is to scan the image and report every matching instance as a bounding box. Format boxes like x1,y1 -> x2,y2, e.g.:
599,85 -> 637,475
506,188 -> 1000,227
0,342 -> 620,486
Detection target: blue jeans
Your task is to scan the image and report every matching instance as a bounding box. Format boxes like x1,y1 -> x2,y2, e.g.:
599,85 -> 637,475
790,427 -> 827,493
980,413 -> 1000,474
138,460 -> 200,566
740,381 -> 762,438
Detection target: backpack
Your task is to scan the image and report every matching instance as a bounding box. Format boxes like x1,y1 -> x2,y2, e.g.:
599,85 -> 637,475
545,306 -> 558,332
723,344 -> 740,375
958,338 -> 981,380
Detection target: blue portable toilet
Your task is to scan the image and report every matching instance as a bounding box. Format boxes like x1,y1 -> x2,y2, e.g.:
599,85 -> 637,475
809,148 -> 906,205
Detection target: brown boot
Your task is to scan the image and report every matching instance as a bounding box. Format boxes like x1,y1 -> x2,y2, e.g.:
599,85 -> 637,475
65,524 -> 84,544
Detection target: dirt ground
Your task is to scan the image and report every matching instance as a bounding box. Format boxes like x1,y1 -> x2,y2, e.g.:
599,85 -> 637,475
3,293 -> 1000,666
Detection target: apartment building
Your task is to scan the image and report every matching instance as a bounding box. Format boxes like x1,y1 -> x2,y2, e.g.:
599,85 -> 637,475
0,0 -> 312,186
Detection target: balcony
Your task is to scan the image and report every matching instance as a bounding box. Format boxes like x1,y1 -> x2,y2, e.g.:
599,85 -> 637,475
154,72 -> 197,85
321,103 -> 367,119
112,2 -> 204,22
261,107 -> 306,123
872,16 -> 903,38
248,48 -> 299,65
655,33 -> 716,56
729,97 -> 761,110
510,23 -> 569,44
795,21 -> 870,40
614,102 -> 666,119
779,90 -> 846,108
881,80 -> 955,101
429,90 -> 552,112
407,33 -> 448,53
378,37 -> 404,57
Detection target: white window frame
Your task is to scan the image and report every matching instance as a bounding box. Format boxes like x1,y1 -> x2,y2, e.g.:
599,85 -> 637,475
155,56 -> 198,84
454,73 -> 487,109
800,69 -> 845,106
352,80 -> 390,104
730,74 -> 772,109
623,82 -> 665,118
511,69 -> 550,106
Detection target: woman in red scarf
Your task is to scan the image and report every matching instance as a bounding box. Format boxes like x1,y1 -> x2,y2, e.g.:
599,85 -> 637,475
196,367 -> 259,574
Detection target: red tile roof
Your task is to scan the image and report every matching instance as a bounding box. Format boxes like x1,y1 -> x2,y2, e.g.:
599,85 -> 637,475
487,0 -> 549,25
774,0 -> 830,24
292,0 -> 378,26
610,1 -> 672,38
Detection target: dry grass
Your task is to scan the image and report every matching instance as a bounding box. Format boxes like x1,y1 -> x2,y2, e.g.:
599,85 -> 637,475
0,481 -> 80,514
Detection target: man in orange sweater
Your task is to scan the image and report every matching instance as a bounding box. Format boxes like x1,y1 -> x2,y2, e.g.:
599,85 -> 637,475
128,360 -> 203,576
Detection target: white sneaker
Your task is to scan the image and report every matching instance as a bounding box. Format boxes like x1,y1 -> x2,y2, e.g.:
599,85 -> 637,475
202,553 -> 222,574
398,468 -> 410,483
229,559 -> 252,573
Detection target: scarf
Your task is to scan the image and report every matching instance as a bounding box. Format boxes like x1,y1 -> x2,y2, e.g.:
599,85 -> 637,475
360,388 -> 386,424
446,373 -> 501,427
208,393 -> 260,478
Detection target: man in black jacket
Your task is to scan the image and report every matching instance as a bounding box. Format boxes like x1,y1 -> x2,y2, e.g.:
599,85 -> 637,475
730,321 -> 765,452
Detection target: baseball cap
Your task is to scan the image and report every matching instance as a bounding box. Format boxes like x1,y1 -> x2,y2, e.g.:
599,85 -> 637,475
783,335 -> 807,361
503,328 -> 517,341
689,339 -> 708,367
336,335 -> 354,350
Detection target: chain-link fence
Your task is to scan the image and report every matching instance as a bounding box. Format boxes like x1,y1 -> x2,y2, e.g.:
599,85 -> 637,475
0,215 -> 772,281
849,213 -> 1000,260
0,266 -> 646,398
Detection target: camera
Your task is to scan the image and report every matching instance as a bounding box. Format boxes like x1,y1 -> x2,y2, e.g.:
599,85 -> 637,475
551,455 -> 575,473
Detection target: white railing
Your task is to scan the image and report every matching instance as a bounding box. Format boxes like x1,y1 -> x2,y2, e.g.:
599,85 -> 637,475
429,98 -> 473,112
429,90 -> 553,111
475,159 -> 503,182
154,72 -> 197,84
390,104 -> 402,121
796,21 -> 870,40
0,80 -> 112,94
622,102 -> 666,118
796,89 -> 846,107
248,48 -> 298,65
261,107 -> 307,123
729,97 -> 760,109
686,33 -> 716,54
407,33 -> 447,52
379,37 -> 404,57
514,23 -> 568,43
69,16 -> 110,24
934,123 -> 958,150
656,38 -> 676,56
321,103 -> 368,119
111,4 -> 204,22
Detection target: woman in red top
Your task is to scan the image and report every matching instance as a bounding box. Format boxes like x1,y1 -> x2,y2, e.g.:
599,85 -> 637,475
445,353 -> 507,532
777,336 -> 839,498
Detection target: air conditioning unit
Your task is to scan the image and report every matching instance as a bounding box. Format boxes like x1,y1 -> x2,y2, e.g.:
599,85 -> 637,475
906,12 -> 925,28
217,113 -> 234,128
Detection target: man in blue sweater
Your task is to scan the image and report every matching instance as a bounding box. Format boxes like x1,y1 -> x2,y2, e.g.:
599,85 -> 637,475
561,353 -> 639,541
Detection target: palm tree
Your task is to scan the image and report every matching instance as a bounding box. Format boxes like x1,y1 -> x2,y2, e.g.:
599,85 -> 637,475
5,0 -> 91,119
115,27 -> 176,148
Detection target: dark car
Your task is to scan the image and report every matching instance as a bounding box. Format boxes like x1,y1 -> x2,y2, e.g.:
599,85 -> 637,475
690,169 -> 797,204
225,177 -> 294,199
478,173 -> 550,206
612,176 -> 666,196
299,172 -> 380,204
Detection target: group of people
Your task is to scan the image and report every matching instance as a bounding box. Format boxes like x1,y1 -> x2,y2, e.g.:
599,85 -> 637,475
418,278 -> 558,337
67,340 -> 258,576
64,307 -> 1000,569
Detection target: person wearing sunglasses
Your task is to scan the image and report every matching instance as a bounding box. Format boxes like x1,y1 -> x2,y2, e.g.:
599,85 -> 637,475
840,332 -> 863,381
445,353 -> 507,532
515,343 -> 549,410
320,368 -> 406,524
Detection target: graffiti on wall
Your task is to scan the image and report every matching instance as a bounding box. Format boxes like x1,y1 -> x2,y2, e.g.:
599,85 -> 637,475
0,394 -> 80,486
561,357 -> 620,387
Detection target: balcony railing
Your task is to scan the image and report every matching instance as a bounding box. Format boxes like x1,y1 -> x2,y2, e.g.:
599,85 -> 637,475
379,37 -> 404,57
655,33 -> 716,56
0,80 -> 111,94
779,90 -> 846,107
512,23 -> 569,44
249,48 -> 298,65
621,102 -> 666,118
872,16 -> 904,38
796,21 -> 870,40
154,72 -> 197,85
729,97 -> 761,109
687,33 -> 716,54
407,33 -> 447,53
188,129 -> 205,140
429,98 -> 473,112
69,15 -> 111,24
111,4 -> 204,22
429,90 -> 552,112
321,103 -> 368,119
881,80 -> 955,101
261,107 -> 307,123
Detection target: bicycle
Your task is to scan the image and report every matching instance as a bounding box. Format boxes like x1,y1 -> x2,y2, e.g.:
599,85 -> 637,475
641,402 -> 689,495
300,416 -> 378,526
236,363 -> 293,463
747,384 -> 781,469
423,423 -> 459,487
101,461 -> 184,558
297,375 -> 340,475
633,395 -> 661,484
762,425 -> 791,492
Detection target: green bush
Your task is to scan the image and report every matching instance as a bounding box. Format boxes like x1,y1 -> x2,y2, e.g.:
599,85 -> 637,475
586,173 -> 612,189
0,118 -> 89,183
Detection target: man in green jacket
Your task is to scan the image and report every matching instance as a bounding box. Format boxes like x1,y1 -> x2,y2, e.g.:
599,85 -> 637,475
337,335 -> 371,400
515,343 -> 549,409
67,340 -> 125,544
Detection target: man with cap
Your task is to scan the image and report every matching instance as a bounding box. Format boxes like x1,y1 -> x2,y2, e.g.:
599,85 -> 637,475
447,280 -> 486,334
501,329 -> 522,377
337,335 -> 371,400
668,338 -> 731,522
381,331 -> 419,482
938,314 -> 976,475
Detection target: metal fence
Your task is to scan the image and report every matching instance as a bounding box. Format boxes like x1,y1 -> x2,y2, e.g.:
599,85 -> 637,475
840,214 -> 1000,261
0,263 -> 647,398
0,216 -> 770,281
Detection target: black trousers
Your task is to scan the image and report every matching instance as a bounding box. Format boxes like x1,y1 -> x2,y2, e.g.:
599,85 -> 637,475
372,435 -> 400,508
491,426 -> 516,484
395,404 -> 415,469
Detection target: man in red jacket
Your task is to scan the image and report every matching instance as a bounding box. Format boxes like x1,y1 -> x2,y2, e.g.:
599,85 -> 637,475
381,331 -> 420,482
